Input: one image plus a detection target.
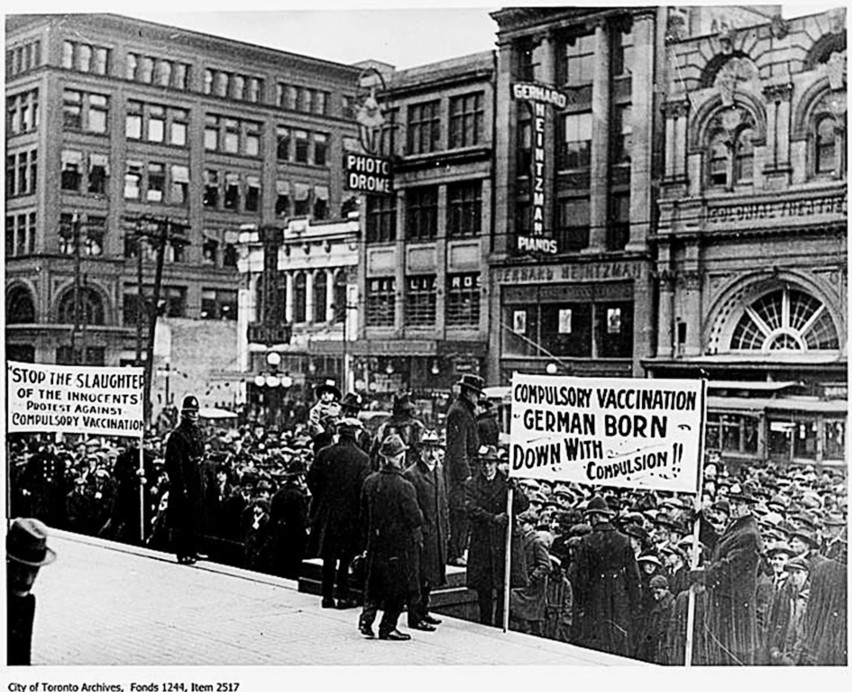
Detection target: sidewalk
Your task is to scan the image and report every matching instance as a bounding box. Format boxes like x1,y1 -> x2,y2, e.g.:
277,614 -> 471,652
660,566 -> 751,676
29,531 -> 640,666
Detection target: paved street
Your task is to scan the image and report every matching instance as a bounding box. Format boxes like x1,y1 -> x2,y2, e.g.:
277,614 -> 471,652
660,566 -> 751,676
28,531 -> 638,667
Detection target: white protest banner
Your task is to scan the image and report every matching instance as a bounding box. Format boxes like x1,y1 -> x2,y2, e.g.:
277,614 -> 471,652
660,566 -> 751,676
7,361 -> 144,437
508,373 -> 705,494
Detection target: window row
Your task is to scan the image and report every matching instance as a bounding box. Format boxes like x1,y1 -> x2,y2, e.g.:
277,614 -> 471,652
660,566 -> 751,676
202,235 -> 239,269
6,212 -> 37,258
202,169 -> 262,212
122,286 -> 237,322
276,126 -> 329,166
503,299 -> 633,359
7,90 -> 39,136
122,228 -> 188,264
274,181 -> 330,220
259,271 -> 348,325
127,102 -> 188,146
275,84 -> 330,116
6,150 -> 37,198
365,273 -> 481,327
126,54 -> 191,90
7,40 -> 41,78
63,90 -> 109,134
58,213 -> 106,256
60,150 -> 110,195
62,41 -> 110,75
125,160 -> 190,205
365,181 -> 483,243
205,116 -> 262,156
203,69 -> 263,103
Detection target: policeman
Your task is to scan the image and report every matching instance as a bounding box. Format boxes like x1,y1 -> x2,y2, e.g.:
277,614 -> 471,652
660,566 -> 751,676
165,394 -> 208,564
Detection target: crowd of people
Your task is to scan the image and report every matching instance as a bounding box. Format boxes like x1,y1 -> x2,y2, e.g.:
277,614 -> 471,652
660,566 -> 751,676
7,374 -> 848,663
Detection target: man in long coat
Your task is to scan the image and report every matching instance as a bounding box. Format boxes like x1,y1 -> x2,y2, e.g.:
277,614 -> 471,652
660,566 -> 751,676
358,434 -> 423,641
444,374 -> 483,566
510,510 -> 551,635
465,445 -> 529,627
268,471 -> 309,580
695,489 -> 763,665
403,429 -> 449,631
306,417 -> 371,609
165,394 -> 207,565
572,495 -> 641,657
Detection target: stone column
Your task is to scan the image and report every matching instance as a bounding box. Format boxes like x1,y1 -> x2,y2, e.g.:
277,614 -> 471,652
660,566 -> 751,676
586,20 -> 610,252
540,32 -> 558,239
674,103 -> 689,179
305,270 -> 314,324
656,261 -> 675,359
395,189 -> 406,332
284,271 -> 294,323
664,106 -> 676,179
626,11 -> 655,251
436,185 -> 448,335
763,83 -> 793,186
325,268 -> 336,323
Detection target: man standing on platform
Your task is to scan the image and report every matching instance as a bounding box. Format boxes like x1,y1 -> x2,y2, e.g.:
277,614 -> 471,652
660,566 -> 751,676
444,374 -> 483,566
572,495 -> 641,656
403,429 -> 449,631
307,417 -> 371,609
358,434 -> 423,641
165,394 -> 208,565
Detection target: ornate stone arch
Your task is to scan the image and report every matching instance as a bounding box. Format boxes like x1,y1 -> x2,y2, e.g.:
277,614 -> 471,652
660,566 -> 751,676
54,282 -> 110,326
804,32 -> 847,72
688,90 -> 767,153
792,77 -> 836,139
705,271 -> 841,354
6,282 -> 37,324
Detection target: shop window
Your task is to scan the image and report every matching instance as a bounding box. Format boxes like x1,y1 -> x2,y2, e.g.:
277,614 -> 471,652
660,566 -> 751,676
706,413 -> 759,455
405,275 -> 437,327
366,277 -> 396,327
824,419 -> 846,460
406,186 -> 438,241
446,273 -> 480,327
597,302 -> 633,358
540,302 -> 592,358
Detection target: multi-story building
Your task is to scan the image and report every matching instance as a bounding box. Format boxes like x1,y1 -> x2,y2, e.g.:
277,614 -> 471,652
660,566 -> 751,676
354,52 -> 495,420
650,7 -> 847,467
5,13 -> 361,416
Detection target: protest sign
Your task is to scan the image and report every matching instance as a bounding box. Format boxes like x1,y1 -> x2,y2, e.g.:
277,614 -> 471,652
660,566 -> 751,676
508,373 -> 705,494
7,361 -> 145,437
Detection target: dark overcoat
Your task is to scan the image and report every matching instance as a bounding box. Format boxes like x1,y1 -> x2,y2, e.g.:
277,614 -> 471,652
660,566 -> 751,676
306,436 -> 370,558
372,415 -> 426,470
510,526 -> 551,622
444,396 -> 479,509
164,419 -> 207,537
360,466 -> 424,597
700,513 -> 763,665
800,558 -> 847,665
269,481 -> 309,579
572,521 -> 641,657
403,459 -> 450,587
464,470 -> 529,591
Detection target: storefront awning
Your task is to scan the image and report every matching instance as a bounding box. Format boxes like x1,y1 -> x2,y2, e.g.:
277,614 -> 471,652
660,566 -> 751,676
708,395 -> 847,415
707,380 -> 802,392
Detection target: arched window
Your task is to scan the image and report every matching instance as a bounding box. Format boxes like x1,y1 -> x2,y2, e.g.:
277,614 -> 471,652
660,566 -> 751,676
733,127 -> 754,183
58,287 -> 105,326
313,271 -> 327,322
730,287 -> 839,351
7,286 -> 35,324
815,116 -> 837,175
293,272 -> 307,323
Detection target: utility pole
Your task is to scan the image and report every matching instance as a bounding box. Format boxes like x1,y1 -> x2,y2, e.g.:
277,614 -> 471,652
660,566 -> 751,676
135,217 -> 146,367
70,213 -> 82,364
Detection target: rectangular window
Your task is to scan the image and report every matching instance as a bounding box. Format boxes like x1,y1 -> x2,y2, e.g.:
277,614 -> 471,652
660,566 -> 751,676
276,126 -> 290,160
174,63 -> 189,90
379,109 -> 398,157
170,164 -> 189,205
7,90 -> 39,135
558,112 -> 592,170
517,118 -> 532,176
293,183 -> 311,216
607,193 -> 630,252
449,92 -> 484,149
612,105 -> 632,164
204,115 -> 219,151
224,172 -> 240,210
59,213 -> 75,254
294,130 -> 309,163
88,153 -> 109,194
563,34 -> 595,85
557,197 -> 590,252
245,175 -> 261,212
407,101 -> 441,155
231,75 -> 245,101
447,180 -> 482,237
223,119 -> 239,153
247,78 -> 262,103
366,195 -> 397,244
61,150 -> 83,191
93,47 -> 109,75
85,215 -> 106,256
275,180 -> 290,217
203,170 -> 219,207
126,100 -> 142,139
313,185 -> 329,220
6,155 -> 16,198
124,160 -> 143,199
313,133 -> 328,166
203,235 -> 218,265
63,89 -> 82,130
596,301 -> 633,358
366,277 -> 396,327
446,273 -> 481,327
147,162 -> 165,202
148,105 -> 165,143
612,28 -> 634,78
201,289 -> 238,320
245,122 -> 261,156
87,94 -> 109,134
406,186 -> 438,241
405,275 -> 437,326
540,302 -> 592,357
170,109 -> 188,146
62,41 -> 74,69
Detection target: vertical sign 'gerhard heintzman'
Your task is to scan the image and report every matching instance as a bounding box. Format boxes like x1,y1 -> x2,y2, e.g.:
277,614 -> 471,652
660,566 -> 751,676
512,82 -> 568,256
509,373 -> 706,494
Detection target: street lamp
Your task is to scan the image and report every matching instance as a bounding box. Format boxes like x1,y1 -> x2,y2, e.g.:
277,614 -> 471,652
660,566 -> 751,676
546,363 -> 558,375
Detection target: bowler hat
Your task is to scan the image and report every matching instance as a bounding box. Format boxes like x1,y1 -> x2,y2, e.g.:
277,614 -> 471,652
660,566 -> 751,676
7,517 -> 57,567
784,556 -> 809,573
457,374 -> 485,393
477,444 -> 499,461
623,523 -> 648,541
378,434 -> 408,459
790,527 -> 820,548
314,380 -> 342,400
584,495 -> 614,517
181,394 -> 199,412
340,392 -> 364,412
766,541 -> 795,558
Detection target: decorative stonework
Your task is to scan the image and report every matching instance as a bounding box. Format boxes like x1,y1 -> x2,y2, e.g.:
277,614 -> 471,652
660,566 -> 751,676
662,100 -> 690,119
763,83 -> 793,103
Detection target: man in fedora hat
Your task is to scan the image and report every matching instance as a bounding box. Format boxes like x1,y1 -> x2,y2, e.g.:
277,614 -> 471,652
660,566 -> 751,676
306,417 -> 371,609
165,394 -> 208,565
371,391 -> 426,472
339,391 -> 373,454
767,556 -> 810,665
358,434 -> 423,641
788,525 -> 828,574
7,517 -> 57,665
308,380 -> 342,454
572,495 -> 640,657
445,373 -> 484,566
